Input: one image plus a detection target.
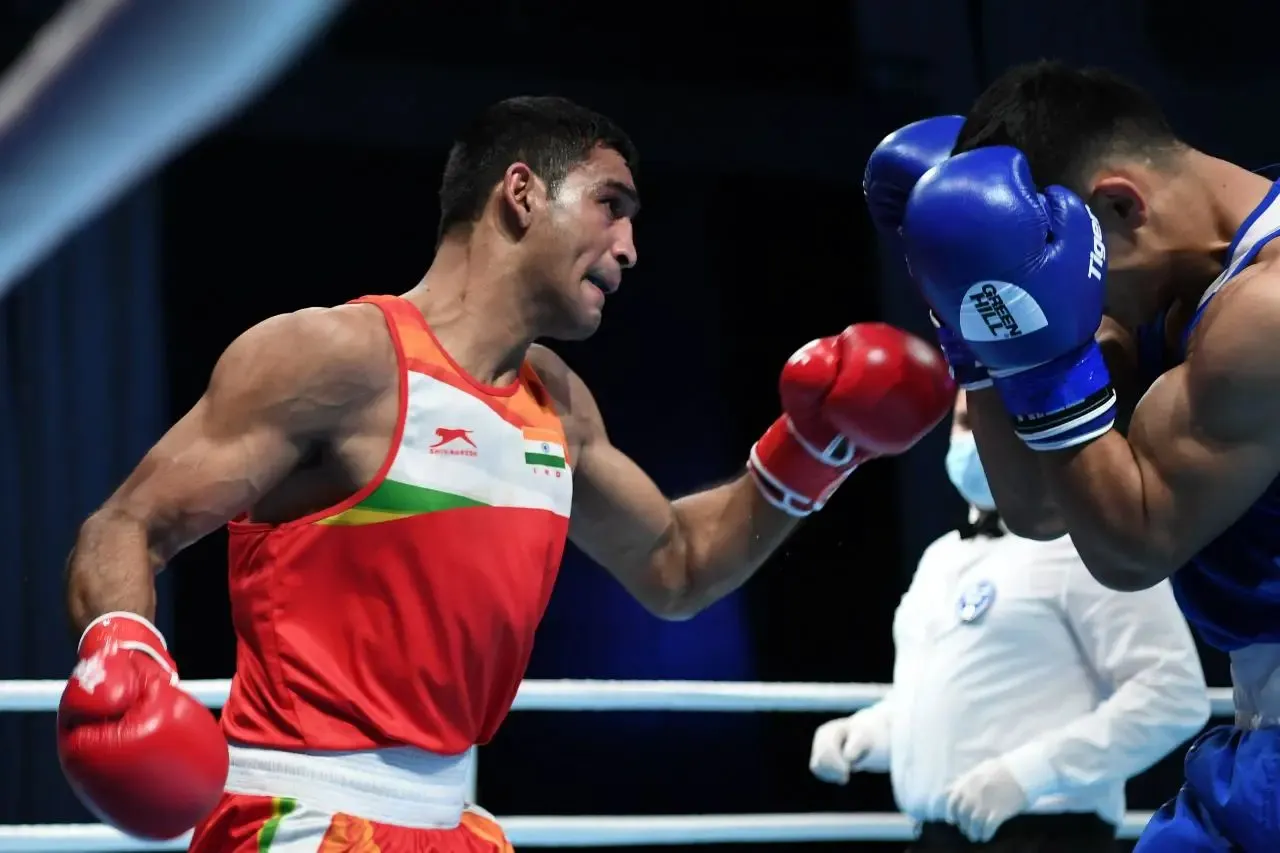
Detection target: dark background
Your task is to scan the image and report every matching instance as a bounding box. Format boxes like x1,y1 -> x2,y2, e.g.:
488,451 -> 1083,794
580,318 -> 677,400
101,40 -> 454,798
5,0 -> 1277,849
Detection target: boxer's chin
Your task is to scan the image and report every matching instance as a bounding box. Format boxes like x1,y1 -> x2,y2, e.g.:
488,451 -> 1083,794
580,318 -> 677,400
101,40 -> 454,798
560,307 -> 603,341
543,285 -> 604,341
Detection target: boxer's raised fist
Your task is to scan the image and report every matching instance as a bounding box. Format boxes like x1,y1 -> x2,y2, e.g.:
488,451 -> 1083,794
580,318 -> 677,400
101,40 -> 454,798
749,323 -> 954,516
902,145 -> 1114,449
864,115 -> 963,239
58,613 -> 228,840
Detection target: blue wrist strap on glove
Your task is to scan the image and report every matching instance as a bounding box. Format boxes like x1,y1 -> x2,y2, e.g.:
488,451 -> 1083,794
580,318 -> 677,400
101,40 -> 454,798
930,312 -> 991,390
989,340 -> 1116,450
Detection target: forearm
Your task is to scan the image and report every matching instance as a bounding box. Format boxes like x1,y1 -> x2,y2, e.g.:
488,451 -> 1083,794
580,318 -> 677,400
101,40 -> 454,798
66,507 -> 162,634
967,389 -> 1064,538
665,473 -> 800,615
850,696 -> 895,771
1040,433 -> 1169,589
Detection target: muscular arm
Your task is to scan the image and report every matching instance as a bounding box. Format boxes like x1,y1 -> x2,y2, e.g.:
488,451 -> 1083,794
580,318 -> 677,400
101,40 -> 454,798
530,348 -> 799,620
971,317 -> 1144,539
1036,275 -> 1280,590
66,307 -> 385,633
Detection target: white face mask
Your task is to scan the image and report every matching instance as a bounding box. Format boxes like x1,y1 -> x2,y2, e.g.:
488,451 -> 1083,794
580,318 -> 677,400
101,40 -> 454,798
945,431 -> 996,511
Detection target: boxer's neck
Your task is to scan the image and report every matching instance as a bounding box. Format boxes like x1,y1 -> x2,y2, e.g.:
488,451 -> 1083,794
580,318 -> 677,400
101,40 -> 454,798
1163,152 -> 1274,309
404,237 -> 534,388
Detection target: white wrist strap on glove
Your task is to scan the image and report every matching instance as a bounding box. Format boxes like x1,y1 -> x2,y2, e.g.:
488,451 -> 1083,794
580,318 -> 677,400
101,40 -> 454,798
79,611 -> 177,683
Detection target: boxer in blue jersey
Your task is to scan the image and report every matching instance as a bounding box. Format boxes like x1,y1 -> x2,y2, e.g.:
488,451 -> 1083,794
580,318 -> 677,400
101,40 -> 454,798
893,61 -> 1280,851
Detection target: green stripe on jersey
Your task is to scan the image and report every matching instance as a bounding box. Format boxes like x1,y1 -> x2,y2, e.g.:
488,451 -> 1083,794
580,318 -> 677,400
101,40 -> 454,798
359,479 -> 488,513
525,452 -> 566,469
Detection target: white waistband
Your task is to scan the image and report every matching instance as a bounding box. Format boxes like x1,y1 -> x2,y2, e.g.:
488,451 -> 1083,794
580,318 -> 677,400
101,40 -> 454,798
1231,644 -> 1280,728
225,743 -> 469,829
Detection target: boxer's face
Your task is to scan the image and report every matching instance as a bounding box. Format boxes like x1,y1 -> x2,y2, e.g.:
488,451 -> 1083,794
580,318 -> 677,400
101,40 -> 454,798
1085,166 -> 1203,333
522,145 -> 639,340
1092,215 -> 1164,331
1089,171 -> 1188,330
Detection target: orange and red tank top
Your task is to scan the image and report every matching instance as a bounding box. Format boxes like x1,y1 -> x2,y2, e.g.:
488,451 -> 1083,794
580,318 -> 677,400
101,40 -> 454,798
220,295 -> 572,755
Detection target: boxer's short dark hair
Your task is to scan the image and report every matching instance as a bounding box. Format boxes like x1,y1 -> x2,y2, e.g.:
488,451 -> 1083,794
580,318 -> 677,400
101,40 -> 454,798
437,96 -> 638,242
953,60 -> 1180,195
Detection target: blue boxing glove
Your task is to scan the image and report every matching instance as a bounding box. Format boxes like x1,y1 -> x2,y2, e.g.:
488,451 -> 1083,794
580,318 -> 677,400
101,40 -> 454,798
864,116 -> 991,390
864,116 -> 964,238
901,145 -> 1114,450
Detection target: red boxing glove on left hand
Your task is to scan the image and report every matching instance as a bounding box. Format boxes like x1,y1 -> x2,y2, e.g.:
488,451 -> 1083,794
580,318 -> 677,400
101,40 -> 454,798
749,323 -> 955,516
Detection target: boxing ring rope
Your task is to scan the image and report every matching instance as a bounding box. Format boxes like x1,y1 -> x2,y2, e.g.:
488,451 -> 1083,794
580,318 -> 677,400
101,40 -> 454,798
0,679 -> 1233,850
0,678 -> 1239,715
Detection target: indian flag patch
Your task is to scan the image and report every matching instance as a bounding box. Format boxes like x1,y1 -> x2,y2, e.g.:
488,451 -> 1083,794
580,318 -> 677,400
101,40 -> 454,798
523,429 -> 567,469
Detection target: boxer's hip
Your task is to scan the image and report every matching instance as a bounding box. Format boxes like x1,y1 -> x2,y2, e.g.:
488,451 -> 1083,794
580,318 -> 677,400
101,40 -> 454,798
189,792 -> 510,853
1136,724 -> 1280,851
188,742 -> 509,852
222,742 -> 471,828
1230,642 -> 1280,728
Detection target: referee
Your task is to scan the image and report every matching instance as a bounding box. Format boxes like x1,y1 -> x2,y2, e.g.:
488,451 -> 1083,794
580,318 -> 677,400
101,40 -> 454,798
810,390 -> 1210,851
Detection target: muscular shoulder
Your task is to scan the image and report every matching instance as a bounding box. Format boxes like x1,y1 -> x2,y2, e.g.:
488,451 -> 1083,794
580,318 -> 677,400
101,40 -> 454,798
525,344 -> 605,448
209,303 -> 394,431
1191,267 -> 1280,374
1185,267 -> 1280,437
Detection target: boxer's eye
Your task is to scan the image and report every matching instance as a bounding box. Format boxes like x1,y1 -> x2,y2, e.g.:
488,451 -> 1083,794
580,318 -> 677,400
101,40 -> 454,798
602,198 -> 622,218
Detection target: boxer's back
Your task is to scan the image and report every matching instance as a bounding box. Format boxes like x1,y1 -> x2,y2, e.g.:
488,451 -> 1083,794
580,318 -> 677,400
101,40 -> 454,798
1138,182 -> 1280,652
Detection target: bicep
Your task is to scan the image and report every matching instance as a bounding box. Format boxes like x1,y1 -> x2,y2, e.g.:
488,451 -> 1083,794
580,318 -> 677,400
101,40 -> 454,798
104,392 -> 304,558
101,308 -> 378,557
1126,357 -> 1280,569
569,439 -> 677,578
532,346 -> 684,605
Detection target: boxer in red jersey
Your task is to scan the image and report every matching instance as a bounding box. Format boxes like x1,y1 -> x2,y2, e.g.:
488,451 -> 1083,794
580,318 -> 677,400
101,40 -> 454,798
57,96 -> 955,851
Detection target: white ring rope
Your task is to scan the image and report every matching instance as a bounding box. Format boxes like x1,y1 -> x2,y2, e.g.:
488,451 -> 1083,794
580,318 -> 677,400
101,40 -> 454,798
0,678 -> 1230,850
0,811 -> 1164,851
0,678 -> 1236,715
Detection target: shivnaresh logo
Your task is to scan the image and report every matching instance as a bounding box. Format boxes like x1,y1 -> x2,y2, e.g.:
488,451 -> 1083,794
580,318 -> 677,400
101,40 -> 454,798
958,281 -> 1048,341
429,427 -> 478,457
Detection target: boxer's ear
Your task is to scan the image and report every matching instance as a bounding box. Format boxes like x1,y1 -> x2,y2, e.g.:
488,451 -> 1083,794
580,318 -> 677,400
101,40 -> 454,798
1091,176 -> 1147,231
500,162 -> 539,231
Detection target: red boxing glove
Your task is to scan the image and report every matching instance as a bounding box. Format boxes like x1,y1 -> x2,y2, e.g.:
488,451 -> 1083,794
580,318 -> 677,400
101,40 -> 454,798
749,323 -> 955,516
58,612 -> 229,840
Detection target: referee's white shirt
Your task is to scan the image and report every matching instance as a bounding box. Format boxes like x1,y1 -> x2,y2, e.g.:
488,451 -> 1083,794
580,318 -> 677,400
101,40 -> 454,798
854,521 -> 1209,827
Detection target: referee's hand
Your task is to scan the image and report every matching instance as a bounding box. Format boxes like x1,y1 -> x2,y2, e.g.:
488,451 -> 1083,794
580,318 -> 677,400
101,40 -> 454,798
945,758 -> 1028,842
808,715 -> 876,785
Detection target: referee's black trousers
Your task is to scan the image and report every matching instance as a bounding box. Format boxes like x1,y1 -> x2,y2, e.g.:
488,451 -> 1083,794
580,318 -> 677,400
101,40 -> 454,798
908,813 -> 1122,852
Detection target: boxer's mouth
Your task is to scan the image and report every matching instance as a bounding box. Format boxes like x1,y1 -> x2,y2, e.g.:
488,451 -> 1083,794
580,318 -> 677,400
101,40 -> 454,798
585,272 -> 618,295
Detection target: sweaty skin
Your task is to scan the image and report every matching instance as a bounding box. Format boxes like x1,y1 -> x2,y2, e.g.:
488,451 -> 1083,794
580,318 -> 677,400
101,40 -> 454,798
965,316 -> 1143,539
66,305 -> 394,630
969,247 -> 1280,591
1041,255 -> 1280,590
66,300 -> 799,633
